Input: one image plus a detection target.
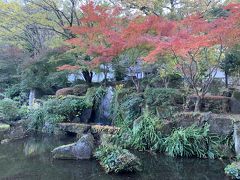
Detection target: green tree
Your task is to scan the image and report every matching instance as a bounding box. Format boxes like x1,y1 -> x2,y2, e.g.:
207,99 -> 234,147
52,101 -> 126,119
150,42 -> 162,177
220,45 -> 240,88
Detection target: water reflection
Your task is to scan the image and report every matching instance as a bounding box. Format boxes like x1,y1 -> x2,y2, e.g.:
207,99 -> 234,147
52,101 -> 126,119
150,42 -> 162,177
0,134 -> 230,180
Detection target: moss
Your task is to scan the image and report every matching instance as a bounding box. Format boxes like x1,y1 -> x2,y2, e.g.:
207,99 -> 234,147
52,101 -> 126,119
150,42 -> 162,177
91,125 -> 120,134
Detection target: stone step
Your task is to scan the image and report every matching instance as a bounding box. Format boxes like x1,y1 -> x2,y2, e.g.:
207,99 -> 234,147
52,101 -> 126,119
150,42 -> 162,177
57,123 -> 120,135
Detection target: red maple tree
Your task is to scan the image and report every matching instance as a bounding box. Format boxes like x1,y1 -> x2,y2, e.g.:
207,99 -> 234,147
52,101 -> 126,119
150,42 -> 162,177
66,2 -> 125,67
61,2 -> 240,108
141,3 -> 240,111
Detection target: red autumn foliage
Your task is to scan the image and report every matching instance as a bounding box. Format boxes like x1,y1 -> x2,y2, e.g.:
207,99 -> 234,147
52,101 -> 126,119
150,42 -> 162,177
57,65 -> 80,71
143,3 -> 240,62
66,1 -> 124,67
64,2 -> 240,70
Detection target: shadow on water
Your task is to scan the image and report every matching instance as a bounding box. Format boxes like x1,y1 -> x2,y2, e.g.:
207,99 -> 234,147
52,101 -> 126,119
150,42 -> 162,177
0,134 -> 230,180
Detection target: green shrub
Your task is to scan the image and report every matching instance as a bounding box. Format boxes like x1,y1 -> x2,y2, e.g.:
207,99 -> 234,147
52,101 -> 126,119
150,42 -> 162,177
120,92 -> 144,121
130,111 -> 163,151
0,98 -> 20,121
111,86 -> 135,126
94,145 -> 142,173
28,95 -> 92,131
225,161 -> 240,179
84,86 -> 106,109
44,95 -> 91,119
4,84 -> 29,103
18,105 -> 29,119
28,108 -> 45,130
144,88 -> 183,106
144,88 -> 184,118
114,111 -> 163,151
110,87 -> 142,124
163,124 -> 210,158
4,84 -> 22,99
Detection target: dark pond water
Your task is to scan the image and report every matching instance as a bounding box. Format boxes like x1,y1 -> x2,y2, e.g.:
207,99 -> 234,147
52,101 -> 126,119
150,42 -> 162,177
0,134 -> 230,180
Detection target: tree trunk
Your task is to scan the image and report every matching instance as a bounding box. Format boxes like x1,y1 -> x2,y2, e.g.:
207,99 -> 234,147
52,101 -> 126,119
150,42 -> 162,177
194,96 -> 201,112
103,65 -> 108,86
225,71 -> 229,88
82,70 -> 93,84
164,78 -> 169,88
132,76 -> 141,93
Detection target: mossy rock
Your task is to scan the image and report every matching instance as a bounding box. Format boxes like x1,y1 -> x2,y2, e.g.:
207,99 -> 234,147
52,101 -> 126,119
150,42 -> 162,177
91,125 -> 120,134
57,123 -> 91,136
0,123 -> 10,131
225,161 -> 240,179
233,91 -> 240,101
94,145 -> 142,173
52,133 -> 95,160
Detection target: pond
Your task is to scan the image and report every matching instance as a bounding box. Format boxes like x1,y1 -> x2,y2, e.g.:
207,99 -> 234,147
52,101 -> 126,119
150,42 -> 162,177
0,134 -> 230,180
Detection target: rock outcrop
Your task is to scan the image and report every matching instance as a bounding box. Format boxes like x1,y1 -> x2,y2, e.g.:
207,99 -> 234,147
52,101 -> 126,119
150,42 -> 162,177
231,91 -> 240,114
160,112 -> 234,136
234,121 -> 240,156
158,112 -> 240,156
0,120 -> 28,144
52,133 -> 95,160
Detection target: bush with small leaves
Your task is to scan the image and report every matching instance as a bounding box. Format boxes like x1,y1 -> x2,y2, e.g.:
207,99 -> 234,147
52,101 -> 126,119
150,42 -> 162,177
0,98 -> 20,121
28,95 -> 92,131
94,145 -> 142,173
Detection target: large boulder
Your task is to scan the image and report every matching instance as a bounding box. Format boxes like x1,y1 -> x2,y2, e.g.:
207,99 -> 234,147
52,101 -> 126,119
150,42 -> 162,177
0,123 -> 10,141
209,114 -> 233,135
1,125 -> 27,144
187,95 -> 230,113
56,84 -> 89,97
52,133 -> 95,160
231,91 -> 240,114
7,126 -> 26,140
73,108 -> 92,123
171,112 -> 233,136
234,121 -> 240,156
0,120 -> 28,144
95,87 -> 113,122
173,112 -> 211,128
